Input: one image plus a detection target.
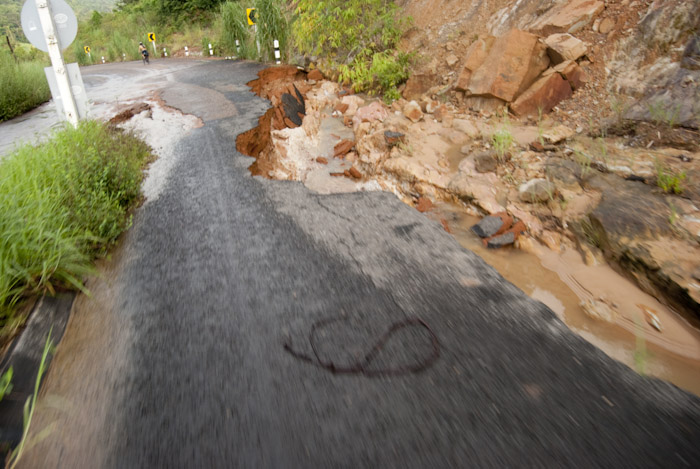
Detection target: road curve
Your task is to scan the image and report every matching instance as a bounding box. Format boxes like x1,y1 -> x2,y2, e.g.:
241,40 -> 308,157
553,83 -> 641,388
18,60 -> 700,468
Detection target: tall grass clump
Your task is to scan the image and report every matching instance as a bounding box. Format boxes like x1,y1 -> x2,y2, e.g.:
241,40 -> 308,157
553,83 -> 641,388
294,0 -> 411,101
219,0 -> 288,60
0,51 -> 50,122
254,0 -> 290,62
0,121 -> 151,340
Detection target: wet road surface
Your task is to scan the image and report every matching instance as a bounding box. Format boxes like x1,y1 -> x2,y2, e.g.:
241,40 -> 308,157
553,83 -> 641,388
15,60 -> 700,467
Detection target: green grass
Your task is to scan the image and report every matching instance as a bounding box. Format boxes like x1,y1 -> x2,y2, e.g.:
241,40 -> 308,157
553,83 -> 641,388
655,159 -> 686,194
0,51 -> 51,122
0,121 -> 151,342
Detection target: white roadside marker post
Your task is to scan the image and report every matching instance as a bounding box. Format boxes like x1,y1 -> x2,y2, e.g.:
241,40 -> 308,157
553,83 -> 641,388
35,0 -> 78,127
101,56 -> 105,63
235,39 -> 240,57
163,47 -> 167,57
122,52 -> 126,61
254,24 -> 260,58
209,43 -> 213,56
185,46 -> 189,57
273,39 -> 281,64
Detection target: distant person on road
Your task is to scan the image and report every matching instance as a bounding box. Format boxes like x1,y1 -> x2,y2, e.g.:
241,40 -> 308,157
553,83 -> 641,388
139,42 -> 149,64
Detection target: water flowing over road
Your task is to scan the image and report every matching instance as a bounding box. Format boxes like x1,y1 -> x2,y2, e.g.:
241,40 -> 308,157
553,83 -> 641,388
6,59 -> 699,467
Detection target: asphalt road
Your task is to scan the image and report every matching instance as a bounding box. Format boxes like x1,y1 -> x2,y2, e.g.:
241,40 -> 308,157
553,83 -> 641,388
17,60 -> 700,468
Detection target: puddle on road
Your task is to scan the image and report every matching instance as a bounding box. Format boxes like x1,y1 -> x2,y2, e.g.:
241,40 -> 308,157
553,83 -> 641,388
428,202 -> 700,396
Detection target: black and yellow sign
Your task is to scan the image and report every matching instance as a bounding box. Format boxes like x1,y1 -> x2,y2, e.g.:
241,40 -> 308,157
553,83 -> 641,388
84,46 -> 90,54
148,32 -> 156,42
246,8 -> 256,25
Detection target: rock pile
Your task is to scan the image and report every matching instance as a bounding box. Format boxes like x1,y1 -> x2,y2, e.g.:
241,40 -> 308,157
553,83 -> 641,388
453,28 -> 589,116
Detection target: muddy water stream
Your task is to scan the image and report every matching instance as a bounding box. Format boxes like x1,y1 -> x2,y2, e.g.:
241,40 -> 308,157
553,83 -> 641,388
427,202 -> 700,395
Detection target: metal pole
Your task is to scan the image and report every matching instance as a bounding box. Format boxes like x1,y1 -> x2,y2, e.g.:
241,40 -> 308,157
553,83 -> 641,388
35,0 -> 78,126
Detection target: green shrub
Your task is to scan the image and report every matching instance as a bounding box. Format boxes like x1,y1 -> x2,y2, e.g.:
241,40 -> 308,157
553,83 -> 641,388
655,160 -> 686,194
294,0 -> 411,100
339,50 -> 410,102
0,121 -> 151,337
0,51 -> 50,122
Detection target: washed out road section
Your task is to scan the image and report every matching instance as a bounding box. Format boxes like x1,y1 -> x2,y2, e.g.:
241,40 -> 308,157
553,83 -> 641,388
18,61 -> 700,467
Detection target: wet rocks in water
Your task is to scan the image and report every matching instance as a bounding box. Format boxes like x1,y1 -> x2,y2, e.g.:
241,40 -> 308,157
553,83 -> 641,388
384,131 -> 406,147
485,221 -> 526,249
474,151 -> 498,173
333,139 -> 355,157
581,299 -> 616,323
471,212 -> 513,238
519,178 -> 557,203
403,100 -> 424,122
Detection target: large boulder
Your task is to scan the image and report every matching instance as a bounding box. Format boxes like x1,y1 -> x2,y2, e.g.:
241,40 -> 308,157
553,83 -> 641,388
528,0 -> 605,35
511,73 -> 573,117
466,29 -> 550,103
549,60 -> 587,90
455,36 -> 495,91
544,33 -> 588,64
402,73 -> 435,101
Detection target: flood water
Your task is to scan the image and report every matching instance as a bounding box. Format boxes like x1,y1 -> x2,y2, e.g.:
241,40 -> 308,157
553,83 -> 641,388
428,202 -> 700,396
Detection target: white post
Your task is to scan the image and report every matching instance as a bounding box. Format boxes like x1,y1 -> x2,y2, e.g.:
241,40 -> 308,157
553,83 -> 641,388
152,40 -> 156,56
208,43 -> 213,56
235,39 -> 240,56
122,53 -> 126,61
254,24 -> 260,58
35,0 -> 78,126
163,48 -> 167,57
101,56 -> 105,63
185,46 -> 189,57
273,39 -> 280,64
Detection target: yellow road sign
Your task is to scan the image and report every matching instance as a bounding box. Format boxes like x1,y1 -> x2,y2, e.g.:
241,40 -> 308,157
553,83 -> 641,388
246,8 -> 256,25
148,32 -> 156,42
84,46 -> 90,54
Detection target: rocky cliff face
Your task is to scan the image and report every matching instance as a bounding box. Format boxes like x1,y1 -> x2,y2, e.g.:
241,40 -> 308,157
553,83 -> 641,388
399,0 -> 699,129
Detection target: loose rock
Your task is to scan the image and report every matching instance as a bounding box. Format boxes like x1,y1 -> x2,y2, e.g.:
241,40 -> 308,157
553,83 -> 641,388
544,33 -> 588,64
519,179 -> 557,203
404,100 -> 424,122
416,197 -> 434,213
466,29 -> 550,102
474,151 -> 498,173
471,212 -> 513,238
333,139 -> 355,157
384,131 -> 406,147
